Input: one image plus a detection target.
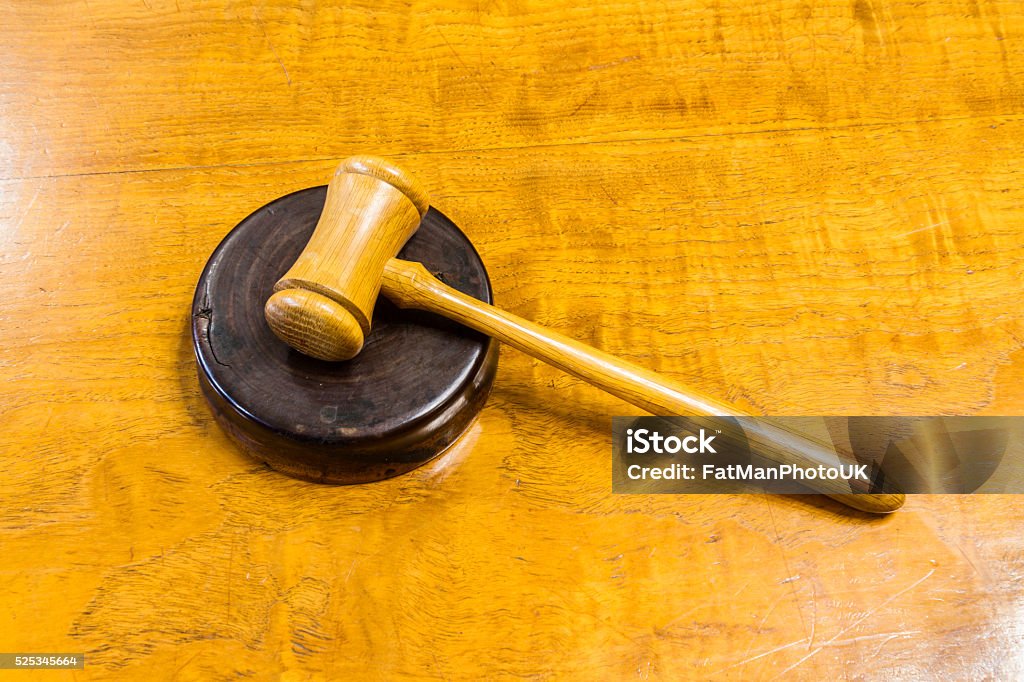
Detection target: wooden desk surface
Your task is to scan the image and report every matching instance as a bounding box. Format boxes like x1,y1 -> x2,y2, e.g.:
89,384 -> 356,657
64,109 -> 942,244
2,1 -> 1023,679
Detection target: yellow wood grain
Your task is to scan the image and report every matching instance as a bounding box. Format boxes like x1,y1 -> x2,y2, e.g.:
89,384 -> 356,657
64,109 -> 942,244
2,0 -> 1024,679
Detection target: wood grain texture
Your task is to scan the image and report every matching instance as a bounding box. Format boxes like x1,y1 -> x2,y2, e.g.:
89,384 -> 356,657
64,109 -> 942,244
382,258 -> 903,511
273,158 -> 899,509
2,0 -> 1024,679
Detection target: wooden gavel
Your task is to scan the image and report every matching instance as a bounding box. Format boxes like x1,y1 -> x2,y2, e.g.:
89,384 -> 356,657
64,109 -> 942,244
264,156 -> 904,514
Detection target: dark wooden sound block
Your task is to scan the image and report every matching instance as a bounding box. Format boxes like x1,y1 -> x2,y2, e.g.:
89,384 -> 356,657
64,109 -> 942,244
192,186 -> 499,483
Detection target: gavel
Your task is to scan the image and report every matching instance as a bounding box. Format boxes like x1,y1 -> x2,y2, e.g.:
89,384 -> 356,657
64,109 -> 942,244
263,156 -> 904,514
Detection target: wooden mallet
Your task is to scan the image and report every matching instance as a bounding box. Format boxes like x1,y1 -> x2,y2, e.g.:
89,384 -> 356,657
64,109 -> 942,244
264,156 -> 904,514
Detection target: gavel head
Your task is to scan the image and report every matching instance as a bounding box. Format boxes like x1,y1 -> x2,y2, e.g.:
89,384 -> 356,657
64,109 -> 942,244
264,156 -> 430,361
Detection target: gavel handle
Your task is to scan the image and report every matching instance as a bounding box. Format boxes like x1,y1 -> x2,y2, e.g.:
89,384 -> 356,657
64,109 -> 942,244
381,259 -> 903,514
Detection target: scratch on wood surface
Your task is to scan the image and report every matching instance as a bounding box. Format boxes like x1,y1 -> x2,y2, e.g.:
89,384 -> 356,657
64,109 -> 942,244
587,55 -> 640,71
772,569 -> 936,678
344,558 -> 358,585
655,580 -> 752,637
715,638 -> 809,673
226,535 -> 235,618
765,496 -> 810,639
897,221 -> 948,238
807,581 -> 817,651
9,185 -> 41,234
830,630 -> 921,647
716,629 -> 922,676
568,83 -> 599,117
869,631 -> 920,657
956,543 -> 982,578
434,25 -> 493,101
251,7 -> 291,86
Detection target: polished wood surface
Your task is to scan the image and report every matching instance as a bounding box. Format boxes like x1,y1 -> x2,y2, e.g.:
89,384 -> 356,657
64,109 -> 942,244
383,257 -> 903,511
2,0 -> 1023,679
277,158 -> 900,510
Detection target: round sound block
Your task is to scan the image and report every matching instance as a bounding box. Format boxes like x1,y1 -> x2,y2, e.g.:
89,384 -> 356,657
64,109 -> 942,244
192,186 -> 499,483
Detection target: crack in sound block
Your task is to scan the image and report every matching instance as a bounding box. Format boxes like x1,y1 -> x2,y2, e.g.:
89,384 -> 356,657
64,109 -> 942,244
192,186 -> 499,483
